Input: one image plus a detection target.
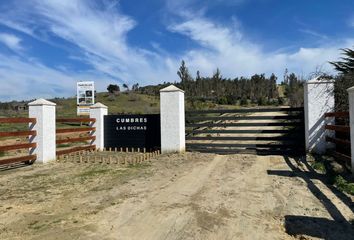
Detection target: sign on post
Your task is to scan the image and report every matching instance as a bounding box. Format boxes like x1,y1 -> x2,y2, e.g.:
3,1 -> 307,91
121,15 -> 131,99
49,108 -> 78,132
77,81 -> 95,116
104,114 -> 161,150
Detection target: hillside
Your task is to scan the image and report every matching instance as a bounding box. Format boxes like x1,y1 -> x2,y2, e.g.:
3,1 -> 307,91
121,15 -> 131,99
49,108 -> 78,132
54,92 -> 161,117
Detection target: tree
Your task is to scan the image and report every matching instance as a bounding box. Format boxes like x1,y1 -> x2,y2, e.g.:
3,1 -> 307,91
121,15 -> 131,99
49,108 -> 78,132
177,60 -> 193,83
329,47 -> 354,111
132,83 -> 139,91
107,84 -> 120,94
122,83 -> 129,91
196,71 -> 201,82
329,48 -> 354,74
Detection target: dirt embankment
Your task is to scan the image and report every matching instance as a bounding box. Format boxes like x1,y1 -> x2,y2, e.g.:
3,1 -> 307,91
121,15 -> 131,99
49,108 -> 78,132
0,152 -> 353,240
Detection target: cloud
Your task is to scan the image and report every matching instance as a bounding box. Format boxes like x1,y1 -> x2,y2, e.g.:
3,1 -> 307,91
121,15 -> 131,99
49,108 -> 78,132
0,0 -> 178,87
0,0 -> 351,101
0,33 -> 23,52
298,29 -> 328,40
168,15 -> 353,78
0,53 -> 115,101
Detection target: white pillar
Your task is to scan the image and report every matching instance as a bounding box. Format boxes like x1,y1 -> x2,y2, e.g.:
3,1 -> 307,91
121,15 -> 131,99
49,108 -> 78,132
347,87 -> 354,173
90,103 -> 108,151
160,85 -> 185,153
28,98 -> 56,164
304,77 -> 335,154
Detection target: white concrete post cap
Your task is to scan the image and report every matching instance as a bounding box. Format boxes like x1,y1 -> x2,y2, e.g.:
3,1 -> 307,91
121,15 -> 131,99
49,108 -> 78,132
90,102 -> 108,109
347,86 -> 354,92
28,98 -> 56,106
306,77 -> 335,85
160,85 -> 184,93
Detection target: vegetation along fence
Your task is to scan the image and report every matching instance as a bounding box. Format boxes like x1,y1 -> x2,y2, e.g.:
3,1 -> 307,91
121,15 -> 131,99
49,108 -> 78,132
56,118 -> 96,156
0,117 -> 37,166
185,107 -> 305,155
325,112 -> 351,169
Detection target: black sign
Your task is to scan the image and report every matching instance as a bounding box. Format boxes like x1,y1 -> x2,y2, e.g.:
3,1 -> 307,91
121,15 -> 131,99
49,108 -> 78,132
104,114 -> 160,150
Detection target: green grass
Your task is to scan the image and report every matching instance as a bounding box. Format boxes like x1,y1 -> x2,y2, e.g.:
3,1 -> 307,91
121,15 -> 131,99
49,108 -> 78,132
311,161 -> 326,173
334,175 -> 354,195
309,154 -> 354,196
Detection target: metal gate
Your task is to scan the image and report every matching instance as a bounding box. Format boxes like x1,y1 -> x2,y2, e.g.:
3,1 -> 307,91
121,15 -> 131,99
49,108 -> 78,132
185,107 -> 305,155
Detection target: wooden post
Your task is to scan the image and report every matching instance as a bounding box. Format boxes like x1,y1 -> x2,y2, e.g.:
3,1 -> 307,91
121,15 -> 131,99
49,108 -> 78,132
126,147 -> 128,153
120,147 -> 123,152
143,148 -> 146,153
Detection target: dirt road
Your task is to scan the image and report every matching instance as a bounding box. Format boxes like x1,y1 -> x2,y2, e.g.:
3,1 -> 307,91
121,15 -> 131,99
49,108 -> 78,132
0,152 -> 353,240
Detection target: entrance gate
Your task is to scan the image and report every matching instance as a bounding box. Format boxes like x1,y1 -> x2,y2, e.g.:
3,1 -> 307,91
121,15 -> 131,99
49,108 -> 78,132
185,107 -> 305,155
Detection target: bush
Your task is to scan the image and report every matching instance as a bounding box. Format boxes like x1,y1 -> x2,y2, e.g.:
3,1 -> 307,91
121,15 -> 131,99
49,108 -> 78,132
217,97 -> 228,105
240,98 -> 248,106
107,84 -> 120,94
277,97 -> 285,105
257,97 -> 267,106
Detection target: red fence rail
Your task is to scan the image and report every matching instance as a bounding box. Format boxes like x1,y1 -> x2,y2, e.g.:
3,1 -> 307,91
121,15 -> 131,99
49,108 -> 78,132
325,112 -> 351,168
56,118 -> 96,156
0,117 -> 37,166
0,118 -> 36,124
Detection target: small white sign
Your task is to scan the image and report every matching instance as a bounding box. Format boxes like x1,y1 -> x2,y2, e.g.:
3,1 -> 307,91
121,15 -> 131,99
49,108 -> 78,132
77,106 -> 91,116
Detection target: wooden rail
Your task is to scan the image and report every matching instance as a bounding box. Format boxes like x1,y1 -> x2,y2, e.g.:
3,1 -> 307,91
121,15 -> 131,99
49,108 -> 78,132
186,136 -> 301,141
56,127 -> 95,134
325,125 -> 350,133
326,136 -> 351,146
0,118 -> 36,124
186,122 -> 303,127
324,112 -> 349,118
187,143 -> 297,149
0,143 -> 36,151
56,145 -> 96,156
0,154 -> 37,165
56,136 -> 95,144
56,118 -> 95,123
185,129 -> 292,134
186,107 -> 304,114
331,151 -> 351,166
0,130 -> 36,138
187,115 -> 303,121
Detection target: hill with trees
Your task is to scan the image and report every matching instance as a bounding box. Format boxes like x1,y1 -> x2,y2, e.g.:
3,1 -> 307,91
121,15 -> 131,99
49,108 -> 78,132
138,60 -> 305,107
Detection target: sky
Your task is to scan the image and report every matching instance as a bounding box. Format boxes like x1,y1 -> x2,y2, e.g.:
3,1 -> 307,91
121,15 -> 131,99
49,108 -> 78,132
0,0 -> 353,101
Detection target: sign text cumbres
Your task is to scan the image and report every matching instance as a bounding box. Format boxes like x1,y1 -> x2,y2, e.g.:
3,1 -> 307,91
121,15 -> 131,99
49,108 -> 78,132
104,114 -> 160,150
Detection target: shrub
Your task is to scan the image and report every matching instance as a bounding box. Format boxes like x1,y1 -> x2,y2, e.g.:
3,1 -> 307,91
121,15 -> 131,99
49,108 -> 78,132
240,97 -> 248,106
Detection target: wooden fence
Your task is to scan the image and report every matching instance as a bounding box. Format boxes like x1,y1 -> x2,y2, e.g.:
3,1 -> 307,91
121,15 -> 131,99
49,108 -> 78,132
0,118 -> 37,166
56,118 -> 96,156
325,112 -> 351,168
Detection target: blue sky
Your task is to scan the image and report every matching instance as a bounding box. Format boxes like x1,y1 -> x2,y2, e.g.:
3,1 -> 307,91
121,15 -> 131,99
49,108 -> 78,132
0,0 -> 353,101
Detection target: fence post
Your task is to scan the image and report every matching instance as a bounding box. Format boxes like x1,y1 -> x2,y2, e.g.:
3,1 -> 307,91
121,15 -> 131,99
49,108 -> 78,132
347,87 -> 354,173
90,103 -> 108,151
160,85 -> 185,153
28,98 -> 56,164
304,77 -> 335,154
